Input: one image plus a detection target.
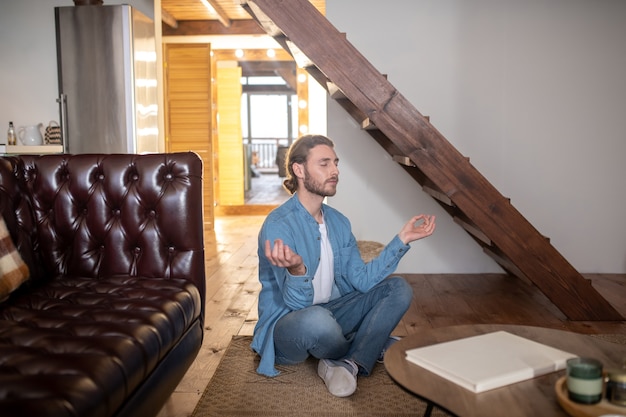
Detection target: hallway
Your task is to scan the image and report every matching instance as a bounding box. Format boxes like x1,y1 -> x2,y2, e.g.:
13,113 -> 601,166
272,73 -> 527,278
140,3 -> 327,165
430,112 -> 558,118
245,172 -> 290,205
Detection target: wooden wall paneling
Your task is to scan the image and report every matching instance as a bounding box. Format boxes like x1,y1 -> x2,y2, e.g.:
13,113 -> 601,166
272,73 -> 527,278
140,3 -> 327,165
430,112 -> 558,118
216,64 -> 244,206
163,43 -> 215,230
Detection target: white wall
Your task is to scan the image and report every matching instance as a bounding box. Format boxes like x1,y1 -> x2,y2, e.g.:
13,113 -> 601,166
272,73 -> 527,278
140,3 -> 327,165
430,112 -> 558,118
2,0 -> 625,273
326,0 -> 626,273
0,0 -> 154,136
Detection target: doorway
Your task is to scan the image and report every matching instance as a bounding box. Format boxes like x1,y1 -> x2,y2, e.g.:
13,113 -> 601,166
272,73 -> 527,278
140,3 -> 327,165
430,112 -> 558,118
240,59 -> 297,207
163,37 -> 327,217
213,47 -> 326,215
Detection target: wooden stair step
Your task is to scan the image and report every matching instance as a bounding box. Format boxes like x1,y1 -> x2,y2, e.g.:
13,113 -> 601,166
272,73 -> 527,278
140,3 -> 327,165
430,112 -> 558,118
286,40 -> 315,68
392,155 -> 415,167
362,117 -> 377,130
453,216 -> 492,245
327,82 -> 346,100
423,184 -> 454,207
483,246 -> 530,284
242,1 -> 282,36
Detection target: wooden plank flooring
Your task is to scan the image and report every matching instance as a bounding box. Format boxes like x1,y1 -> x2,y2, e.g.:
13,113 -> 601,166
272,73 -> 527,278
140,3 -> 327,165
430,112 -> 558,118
156,215 -> 626,417
245,172 -> 290,205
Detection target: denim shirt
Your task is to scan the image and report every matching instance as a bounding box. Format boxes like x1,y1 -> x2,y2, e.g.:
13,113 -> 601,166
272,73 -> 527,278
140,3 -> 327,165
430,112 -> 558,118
251,194 -> 410,376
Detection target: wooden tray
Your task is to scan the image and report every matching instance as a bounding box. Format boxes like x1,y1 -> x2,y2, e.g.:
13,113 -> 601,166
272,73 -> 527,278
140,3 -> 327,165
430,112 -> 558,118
555,376 -> 626,417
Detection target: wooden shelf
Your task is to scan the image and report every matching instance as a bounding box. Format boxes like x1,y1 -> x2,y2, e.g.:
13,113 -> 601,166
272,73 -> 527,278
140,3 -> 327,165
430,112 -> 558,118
4,145 -> 63,155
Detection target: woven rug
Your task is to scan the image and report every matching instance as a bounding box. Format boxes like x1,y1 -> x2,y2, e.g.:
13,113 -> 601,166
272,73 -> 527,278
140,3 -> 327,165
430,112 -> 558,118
191,335 -> 452,417
192,334 -> 626,417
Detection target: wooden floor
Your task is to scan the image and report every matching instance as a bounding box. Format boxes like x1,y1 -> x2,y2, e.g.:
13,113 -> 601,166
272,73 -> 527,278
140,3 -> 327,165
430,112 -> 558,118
156,215 -> 626,417
245,172 -> 290,205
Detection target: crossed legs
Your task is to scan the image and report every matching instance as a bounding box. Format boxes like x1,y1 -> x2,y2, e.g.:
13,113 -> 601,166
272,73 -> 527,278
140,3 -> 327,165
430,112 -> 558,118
273,276 -> 413,395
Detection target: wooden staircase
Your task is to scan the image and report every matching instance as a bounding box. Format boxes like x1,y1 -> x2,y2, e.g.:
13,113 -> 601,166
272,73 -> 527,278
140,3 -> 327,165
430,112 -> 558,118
243,0 -> 622,321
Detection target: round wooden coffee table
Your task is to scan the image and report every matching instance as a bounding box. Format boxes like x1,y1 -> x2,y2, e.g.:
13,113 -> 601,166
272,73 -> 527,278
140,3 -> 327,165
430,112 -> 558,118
384,324 -> 626,417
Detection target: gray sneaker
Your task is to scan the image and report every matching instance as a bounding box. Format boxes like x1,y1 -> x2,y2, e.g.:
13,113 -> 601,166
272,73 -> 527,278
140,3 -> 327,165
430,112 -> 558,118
317,359 -> 358,397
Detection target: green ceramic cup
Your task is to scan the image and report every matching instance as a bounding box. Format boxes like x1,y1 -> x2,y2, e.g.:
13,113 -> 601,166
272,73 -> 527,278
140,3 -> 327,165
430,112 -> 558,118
566,357 -> 603,404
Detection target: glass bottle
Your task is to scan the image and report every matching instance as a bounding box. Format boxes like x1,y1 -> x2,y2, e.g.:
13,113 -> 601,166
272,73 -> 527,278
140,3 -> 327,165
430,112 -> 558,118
7,121 -> 17,146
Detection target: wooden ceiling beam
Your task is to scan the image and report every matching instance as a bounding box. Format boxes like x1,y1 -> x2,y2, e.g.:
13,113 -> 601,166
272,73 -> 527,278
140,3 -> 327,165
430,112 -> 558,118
162,19 -> 265,36
201,0 -> 232,27
161,8 -> 178,29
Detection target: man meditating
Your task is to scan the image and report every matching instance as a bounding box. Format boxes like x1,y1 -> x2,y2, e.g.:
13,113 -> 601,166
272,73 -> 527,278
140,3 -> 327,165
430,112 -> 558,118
251,134 -> 436,397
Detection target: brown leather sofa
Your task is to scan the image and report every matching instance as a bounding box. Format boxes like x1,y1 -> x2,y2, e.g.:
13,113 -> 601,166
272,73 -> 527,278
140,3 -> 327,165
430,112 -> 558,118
0,152 -> 206,417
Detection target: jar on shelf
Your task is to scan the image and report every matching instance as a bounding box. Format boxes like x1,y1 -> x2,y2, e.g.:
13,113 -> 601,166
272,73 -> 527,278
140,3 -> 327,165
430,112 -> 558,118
606,368 -> 626,406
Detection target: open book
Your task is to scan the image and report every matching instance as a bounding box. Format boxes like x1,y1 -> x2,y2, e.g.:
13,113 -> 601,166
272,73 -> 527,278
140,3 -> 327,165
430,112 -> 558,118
405,331 -> 577,393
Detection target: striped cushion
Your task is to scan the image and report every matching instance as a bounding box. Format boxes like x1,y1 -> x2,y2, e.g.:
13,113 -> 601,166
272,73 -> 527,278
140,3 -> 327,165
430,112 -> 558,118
0,216 -> 29,301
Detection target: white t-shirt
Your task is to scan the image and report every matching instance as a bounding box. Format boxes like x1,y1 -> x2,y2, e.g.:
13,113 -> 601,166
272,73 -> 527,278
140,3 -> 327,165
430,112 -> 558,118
312,222 -> 335,304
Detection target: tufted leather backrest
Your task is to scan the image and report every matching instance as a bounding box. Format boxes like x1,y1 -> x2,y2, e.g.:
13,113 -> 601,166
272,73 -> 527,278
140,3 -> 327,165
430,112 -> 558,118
0,153 -> 205,307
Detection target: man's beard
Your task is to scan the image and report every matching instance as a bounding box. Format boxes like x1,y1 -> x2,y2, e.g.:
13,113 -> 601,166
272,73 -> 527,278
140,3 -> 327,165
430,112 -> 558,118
303,167 -> 338,197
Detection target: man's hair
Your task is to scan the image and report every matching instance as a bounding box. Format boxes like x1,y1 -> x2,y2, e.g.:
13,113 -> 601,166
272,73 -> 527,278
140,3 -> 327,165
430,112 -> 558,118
283,134 -> 335,195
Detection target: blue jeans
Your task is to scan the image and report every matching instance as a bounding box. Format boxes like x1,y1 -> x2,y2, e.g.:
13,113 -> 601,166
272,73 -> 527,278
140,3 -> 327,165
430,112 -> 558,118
273,276 -> 413,376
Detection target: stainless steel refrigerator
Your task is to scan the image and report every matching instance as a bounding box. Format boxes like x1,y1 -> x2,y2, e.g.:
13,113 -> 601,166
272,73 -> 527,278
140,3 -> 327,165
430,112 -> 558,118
55,4 -> 159,154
